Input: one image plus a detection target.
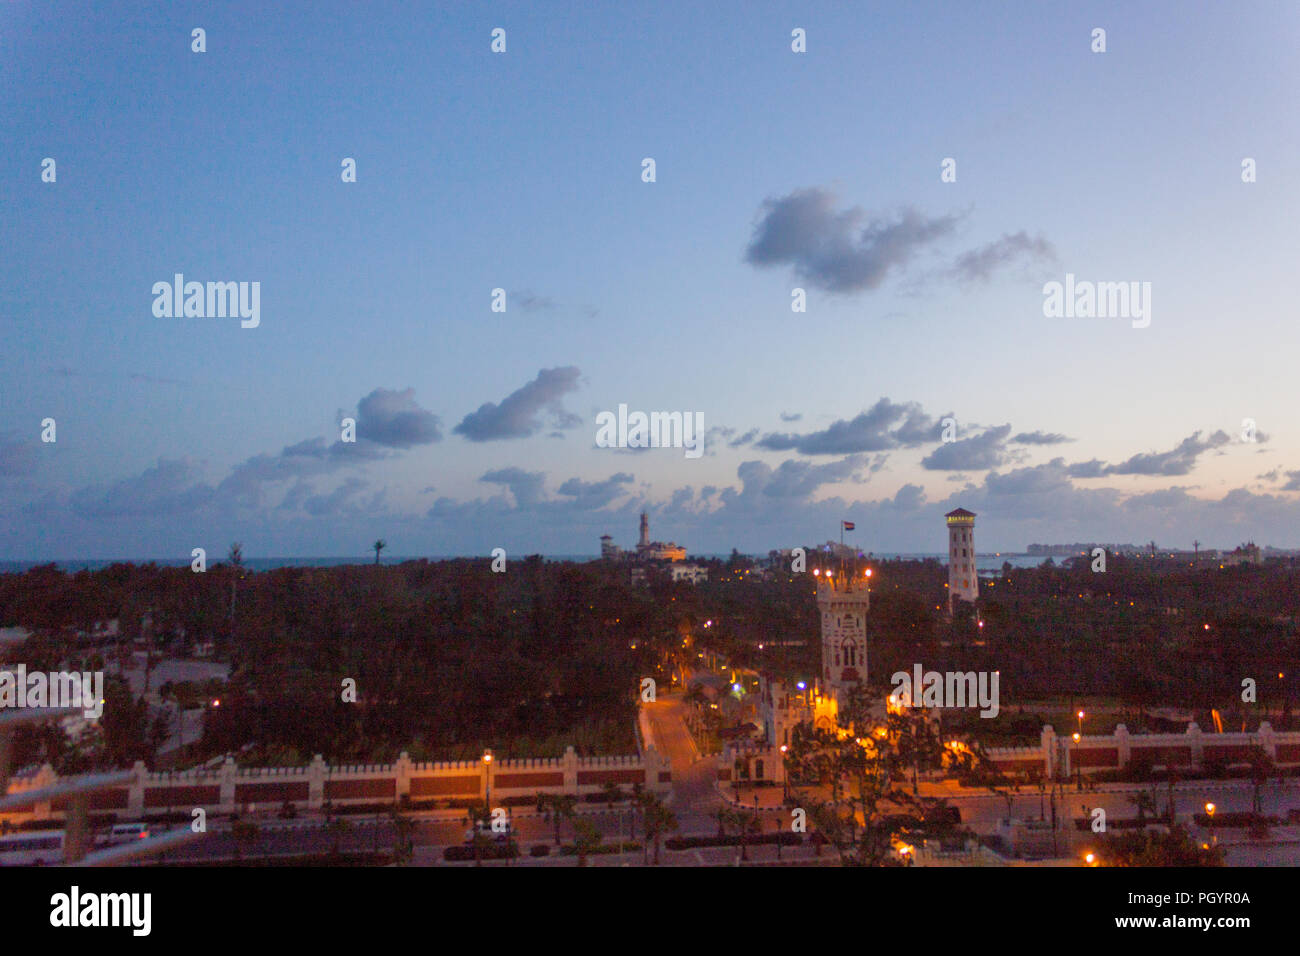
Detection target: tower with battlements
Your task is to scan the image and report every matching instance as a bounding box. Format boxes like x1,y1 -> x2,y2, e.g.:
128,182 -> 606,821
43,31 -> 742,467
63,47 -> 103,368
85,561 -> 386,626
816,567 -> 872,700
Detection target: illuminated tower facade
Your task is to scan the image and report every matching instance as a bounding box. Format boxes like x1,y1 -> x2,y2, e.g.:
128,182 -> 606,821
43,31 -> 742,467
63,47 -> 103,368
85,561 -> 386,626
816,567 -> 872,700
639,512 -> 649,548
945,507 -> 978,613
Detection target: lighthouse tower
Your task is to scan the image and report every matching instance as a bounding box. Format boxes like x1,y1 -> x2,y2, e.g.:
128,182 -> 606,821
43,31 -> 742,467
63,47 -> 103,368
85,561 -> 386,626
945,508 -> 978,614
816,566 -> 872,700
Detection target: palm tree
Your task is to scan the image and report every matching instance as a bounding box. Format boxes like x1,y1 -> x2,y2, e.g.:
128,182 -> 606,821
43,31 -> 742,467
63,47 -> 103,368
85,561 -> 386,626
538,793 -> 577,846
373,539 -> 386,565
390,806 -> 416,865
227,542 -> 243,618
1129,788 -> 1158,825
640,793 -> 677,865
572,818 -> 601,867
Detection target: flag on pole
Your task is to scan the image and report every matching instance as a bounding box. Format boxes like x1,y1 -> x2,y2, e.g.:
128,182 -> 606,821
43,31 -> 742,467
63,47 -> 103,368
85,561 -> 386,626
842,521 -> 855,531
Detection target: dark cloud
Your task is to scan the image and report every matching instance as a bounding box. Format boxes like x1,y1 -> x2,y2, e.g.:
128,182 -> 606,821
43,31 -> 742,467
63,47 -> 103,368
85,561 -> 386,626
921,425 -> 1013,471
512,291 -> 558,313
889,483 -> 926,512
355,388 -> 443,448
1066,459 -> 1108,479
1063,431 -> 1235,480
1123,487 -> 1196,510
480,468 -> 547,508
304,477 -> 369,516
982,459 -> 1077,499
757,398 -> 944,455
454,367 -> 582,441
70,458 -> 215,518
217,387 -> 437,505
556,472 -> 635,510
219,436 -> 384,505
1106,431 -> 1232,477
1011,430 -> 1073,446
1282,470 -> 1300,492
744,188 -> 963,293
949,232 -> 1056,283
779,412 -> 803,423
277,480 -> 314,512
735,455 -> 867,499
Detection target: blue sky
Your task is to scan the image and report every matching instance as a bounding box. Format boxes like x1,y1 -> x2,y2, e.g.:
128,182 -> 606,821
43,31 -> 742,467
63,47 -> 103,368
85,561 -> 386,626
3,1 -> 1299,559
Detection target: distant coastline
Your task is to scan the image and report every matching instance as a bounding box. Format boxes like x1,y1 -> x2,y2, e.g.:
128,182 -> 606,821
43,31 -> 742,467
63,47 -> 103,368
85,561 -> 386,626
0,552 -> 1047,574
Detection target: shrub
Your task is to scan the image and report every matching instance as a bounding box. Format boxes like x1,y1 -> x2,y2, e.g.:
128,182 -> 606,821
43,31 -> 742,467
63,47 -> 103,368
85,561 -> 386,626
443,842 -> 519,862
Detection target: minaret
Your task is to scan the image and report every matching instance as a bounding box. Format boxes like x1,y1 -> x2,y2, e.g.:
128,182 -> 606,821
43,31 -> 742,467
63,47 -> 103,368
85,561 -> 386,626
945,508 -> 978,614
639,512 -> 649,549
816,566 -> 872,700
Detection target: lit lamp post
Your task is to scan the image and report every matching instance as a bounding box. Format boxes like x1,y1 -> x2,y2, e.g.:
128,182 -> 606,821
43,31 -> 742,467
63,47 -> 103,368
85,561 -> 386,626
483,749 -> 493,826
1072,732 -> 1081,792
780,745 -> 789,805
1205,802 -> 1217,849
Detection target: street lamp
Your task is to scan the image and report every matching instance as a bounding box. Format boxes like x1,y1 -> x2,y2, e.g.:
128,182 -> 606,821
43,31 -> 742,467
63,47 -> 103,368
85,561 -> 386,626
1205,802 -> 1217,849
1072,732 -> 1081,791
780,745 -> 789,804
483,750 -> 493,826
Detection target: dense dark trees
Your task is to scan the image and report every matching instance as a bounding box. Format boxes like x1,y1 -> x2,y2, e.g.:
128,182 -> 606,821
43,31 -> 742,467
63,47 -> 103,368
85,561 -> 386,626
1,554 -> 1297,770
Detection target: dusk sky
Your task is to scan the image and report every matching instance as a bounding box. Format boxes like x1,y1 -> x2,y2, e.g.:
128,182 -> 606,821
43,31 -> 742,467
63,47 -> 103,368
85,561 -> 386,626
3,1 -> 1299,560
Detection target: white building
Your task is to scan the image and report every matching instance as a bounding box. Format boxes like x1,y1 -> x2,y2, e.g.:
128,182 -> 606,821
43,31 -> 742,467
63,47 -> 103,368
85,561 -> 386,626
670,563 -> 708,584
945,508 -> 979,613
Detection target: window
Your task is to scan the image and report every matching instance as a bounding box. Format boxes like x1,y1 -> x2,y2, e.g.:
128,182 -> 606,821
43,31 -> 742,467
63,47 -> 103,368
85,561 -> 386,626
842,639 -> 857,667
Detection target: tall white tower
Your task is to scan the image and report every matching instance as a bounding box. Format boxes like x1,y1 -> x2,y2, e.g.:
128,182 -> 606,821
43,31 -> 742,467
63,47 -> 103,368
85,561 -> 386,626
945,507 -> 978,613
816,567 -> 872,699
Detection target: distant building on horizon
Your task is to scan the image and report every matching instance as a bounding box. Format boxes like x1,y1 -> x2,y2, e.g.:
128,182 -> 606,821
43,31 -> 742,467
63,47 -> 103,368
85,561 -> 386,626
600,512 -> 686,564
